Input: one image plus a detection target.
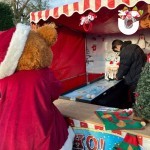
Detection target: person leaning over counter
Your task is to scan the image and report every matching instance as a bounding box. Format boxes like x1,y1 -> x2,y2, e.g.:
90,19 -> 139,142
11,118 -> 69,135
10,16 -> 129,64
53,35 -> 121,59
112,39 -> 146,107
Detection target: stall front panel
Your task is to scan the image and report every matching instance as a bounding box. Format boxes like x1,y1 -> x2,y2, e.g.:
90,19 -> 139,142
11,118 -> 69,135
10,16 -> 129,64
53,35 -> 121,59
54,99 -> 150,150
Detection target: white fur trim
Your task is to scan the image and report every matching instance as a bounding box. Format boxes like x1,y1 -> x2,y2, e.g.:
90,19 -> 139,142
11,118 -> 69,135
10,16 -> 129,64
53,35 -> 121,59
60,126 -> 75,150
0,23 -> 30,79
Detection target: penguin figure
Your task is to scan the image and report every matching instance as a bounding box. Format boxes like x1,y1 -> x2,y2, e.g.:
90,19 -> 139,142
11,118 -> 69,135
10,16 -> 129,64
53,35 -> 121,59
137,34 -> 149,49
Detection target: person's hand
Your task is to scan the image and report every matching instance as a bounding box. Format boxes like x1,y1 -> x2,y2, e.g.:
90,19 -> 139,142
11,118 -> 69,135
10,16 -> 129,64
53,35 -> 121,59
115,77 -> 119,80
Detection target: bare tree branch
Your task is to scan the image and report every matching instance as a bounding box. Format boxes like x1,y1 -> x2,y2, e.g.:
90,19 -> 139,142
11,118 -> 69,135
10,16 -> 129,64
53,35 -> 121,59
1,0 -> 50,24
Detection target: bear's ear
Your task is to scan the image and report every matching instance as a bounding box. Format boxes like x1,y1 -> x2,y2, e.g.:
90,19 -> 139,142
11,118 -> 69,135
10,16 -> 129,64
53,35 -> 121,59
36,23 -> 57,46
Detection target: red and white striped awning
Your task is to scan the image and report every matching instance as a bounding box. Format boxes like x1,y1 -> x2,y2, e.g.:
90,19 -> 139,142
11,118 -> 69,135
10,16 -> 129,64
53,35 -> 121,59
30,0 -> 150,23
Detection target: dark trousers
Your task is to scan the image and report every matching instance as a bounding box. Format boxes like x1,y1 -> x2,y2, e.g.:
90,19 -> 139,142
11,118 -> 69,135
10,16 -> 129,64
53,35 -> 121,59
127,84 -> 136,107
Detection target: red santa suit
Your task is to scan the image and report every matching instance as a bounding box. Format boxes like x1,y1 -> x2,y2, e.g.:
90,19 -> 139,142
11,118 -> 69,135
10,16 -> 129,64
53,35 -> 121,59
0,24 -> 74,150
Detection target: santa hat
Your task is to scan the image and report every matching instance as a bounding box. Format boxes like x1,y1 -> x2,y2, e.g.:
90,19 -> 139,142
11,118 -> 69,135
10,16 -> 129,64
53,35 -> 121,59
0,23 -> 30,79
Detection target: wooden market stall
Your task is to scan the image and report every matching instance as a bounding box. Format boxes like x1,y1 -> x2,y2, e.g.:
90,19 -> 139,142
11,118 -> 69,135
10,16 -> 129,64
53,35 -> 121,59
30,0 -> 150,94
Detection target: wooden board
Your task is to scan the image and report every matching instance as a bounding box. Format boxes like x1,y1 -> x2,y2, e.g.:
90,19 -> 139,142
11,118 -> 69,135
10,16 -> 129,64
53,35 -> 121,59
54,99 -> 150,138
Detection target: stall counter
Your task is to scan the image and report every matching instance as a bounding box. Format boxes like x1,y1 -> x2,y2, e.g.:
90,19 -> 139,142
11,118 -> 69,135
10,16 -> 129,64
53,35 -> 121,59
54,99 -> 150,149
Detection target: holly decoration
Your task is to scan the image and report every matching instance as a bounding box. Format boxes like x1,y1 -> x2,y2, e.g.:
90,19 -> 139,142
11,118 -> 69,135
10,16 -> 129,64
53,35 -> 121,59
0,2 -> 14,31
133,62 -> 150,120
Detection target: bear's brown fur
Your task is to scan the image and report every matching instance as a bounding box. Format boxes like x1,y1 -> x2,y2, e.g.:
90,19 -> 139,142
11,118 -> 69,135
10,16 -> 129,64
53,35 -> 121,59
17,23 -> 57,70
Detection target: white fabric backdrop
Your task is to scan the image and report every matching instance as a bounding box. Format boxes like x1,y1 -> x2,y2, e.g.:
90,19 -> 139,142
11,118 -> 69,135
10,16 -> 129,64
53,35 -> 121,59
86,30 -> 150,74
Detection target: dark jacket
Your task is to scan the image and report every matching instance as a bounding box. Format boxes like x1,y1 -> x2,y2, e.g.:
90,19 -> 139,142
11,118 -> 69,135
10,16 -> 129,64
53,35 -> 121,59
116,41 -> 146,86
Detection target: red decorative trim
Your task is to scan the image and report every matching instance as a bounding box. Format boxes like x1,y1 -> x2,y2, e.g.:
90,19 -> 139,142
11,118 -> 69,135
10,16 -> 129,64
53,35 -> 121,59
65,117 -> 148,147
112,130 -> 122,135
108,0 -> 115,8
95,0 -> 101,11
30,12 -> 35,22
38,11 -> 42,20
73,2 -> 79,11
95,125 -> 104,130
63,5 -> 68,16
30,0 -> 150,23
45,10 -> 50,18
66,118 -> 75,127
53,7 -> 59,18
122,0 -> 130,5
80,122 -> 88,128
84,0 -> 90,10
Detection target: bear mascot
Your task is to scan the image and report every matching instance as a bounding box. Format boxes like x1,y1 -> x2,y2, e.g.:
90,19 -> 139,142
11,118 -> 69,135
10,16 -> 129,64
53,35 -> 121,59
0,23 -> 74,150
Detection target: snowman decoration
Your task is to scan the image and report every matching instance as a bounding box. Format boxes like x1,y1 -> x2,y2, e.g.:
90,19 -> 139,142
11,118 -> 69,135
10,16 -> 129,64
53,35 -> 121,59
105,52 -> 120,80
137,34 -> 150,49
